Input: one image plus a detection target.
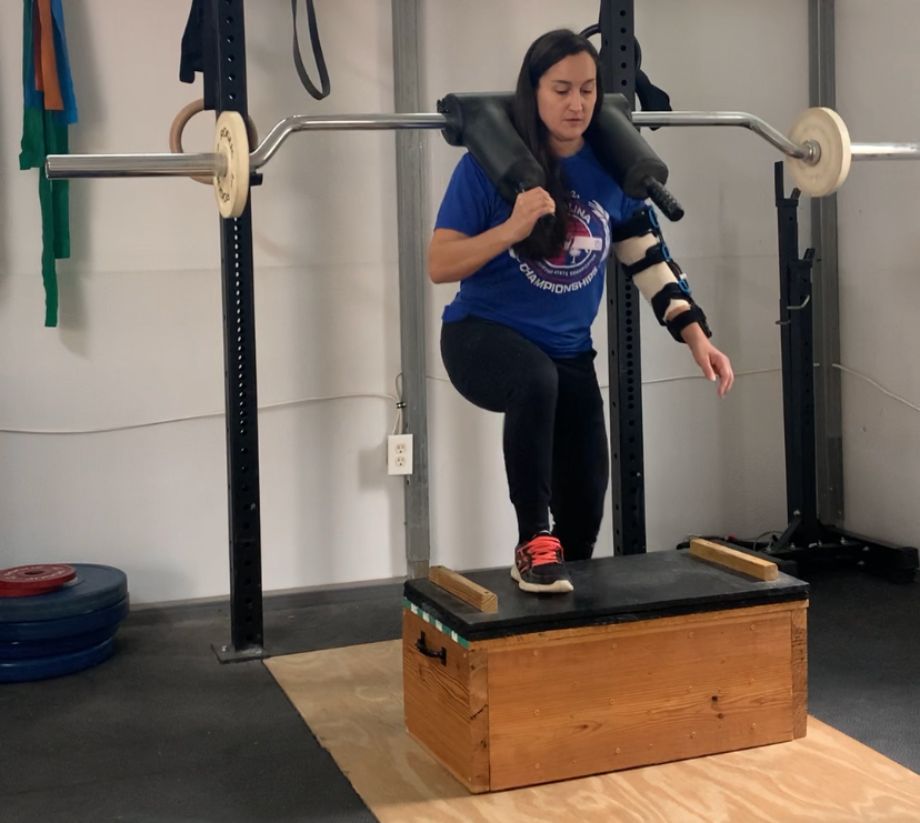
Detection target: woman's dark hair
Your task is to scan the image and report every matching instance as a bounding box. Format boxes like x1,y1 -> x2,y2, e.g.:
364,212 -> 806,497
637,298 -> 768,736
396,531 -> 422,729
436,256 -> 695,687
511,29 -> 603,260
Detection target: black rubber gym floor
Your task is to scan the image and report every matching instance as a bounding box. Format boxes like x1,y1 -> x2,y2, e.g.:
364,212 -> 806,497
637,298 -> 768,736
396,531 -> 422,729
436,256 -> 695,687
1,569 -> 917,822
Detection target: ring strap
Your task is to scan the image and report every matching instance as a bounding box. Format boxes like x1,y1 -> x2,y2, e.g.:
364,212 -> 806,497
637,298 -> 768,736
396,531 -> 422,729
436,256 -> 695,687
292,0 -> 331,100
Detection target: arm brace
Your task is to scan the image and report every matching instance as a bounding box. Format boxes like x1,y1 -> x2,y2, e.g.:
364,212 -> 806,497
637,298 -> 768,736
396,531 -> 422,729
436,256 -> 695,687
612,206 -> 712,342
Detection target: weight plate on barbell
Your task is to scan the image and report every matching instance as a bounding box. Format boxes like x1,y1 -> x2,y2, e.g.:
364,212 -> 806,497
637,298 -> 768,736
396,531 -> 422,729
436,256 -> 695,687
786,107 -> 852,197
214,110 -> 251,219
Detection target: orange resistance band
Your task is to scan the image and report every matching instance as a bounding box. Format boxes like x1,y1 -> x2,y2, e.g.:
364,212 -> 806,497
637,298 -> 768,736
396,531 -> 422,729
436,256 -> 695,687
34,0 -> 64,111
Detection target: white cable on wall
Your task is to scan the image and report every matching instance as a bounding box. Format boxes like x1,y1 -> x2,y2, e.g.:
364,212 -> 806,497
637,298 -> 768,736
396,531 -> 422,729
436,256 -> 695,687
430,363 -> 919,412
393,372 -> 405,435
2,363 -> 916,437
833,363 -> 920,414
0,392 -> 399,436
427,366 -> 780,389
639,366 -> 780,387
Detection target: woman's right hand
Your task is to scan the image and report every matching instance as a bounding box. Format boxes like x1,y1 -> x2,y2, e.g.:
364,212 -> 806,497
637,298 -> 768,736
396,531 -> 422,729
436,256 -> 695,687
428,187 -> 556,283
503,187 -> 556,244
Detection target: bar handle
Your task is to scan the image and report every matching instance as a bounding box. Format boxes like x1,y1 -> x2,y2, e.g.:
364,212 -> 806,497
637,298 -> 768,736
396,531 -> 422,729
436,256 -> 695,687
643,176 -> 684,222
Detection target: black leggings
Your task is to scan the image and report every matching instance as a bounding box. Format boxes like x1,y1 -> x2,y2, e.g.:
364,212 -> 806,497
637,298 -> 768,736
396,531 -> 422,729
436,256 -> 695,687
440,316 -> 609,561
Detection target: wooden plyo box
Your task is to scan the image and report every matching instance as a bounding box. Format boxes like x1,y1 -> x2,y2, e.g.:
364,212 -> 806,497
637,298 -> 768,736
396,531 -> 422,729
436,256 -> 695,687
403,551 -> 809,793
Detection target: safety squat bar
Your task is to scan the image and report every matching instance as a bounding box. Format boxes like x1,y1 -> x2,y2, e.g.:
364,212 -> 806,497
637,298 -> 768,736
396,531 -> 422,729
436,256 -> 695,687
46,105 -> 920,208
46,109 -> 920,176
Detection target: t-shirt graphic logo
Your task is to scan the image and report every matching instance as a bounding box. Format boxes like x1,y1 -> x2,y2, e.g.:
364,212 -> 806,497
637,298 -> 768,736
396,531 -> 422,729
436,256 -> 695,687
511,195 -> 611,294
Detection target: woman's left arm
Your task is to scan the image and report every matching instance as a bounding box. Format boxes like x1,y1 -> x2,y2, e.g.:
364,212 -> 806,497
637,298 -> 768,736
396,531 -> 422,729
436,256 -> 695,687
611,205 -> 733,397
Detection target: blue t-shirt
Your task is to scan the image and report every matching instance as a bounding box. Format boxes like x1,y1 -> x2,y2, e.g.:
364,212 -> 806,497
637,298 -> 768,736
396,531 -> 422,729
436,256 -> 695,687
435,144 -> 645,358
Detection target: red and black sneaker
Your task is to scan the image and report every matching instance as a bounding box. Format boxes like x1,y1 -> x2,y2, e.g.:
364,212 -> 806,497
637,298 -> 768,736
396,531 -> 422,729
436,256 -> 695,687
511,532 -> 573,594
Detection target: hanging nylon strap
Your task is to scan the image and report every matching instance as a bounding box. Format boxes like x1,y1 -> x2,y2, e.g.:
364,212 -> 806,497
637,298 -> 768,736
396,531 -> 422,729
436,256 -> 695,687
292,0 -> 330,100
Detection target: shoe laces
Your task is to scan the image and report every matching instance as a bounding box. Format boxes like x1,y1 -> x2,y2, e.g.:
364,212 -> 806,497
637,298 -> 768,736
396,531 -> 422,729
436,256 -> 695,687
522,533 -> 563,567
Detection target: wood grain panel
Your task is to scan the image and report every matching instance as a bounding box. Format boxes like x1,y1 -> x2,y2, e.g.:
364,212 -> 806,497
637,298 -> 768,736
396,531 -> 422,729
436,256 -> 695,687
487,611 -> 796,789
402,610 -> 489,791
476,600 -> 806,651
791,606 -> 808,738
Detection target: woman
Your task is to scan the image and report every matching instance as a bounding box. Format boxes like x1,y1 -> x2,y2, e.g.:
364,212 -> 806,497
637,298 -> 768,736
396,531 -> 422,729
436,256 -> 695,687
429,29 -> 733,594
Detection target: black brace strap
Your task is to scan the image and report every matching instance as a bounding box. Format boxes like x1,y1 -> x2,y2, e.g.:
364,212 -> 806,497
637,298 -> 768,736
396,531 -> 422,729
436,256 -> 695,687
615,206 -> 677,279
667,304 -> 712,342
622,242 -> 670,277
611,204 -> 657,242
651,280 -> 691,323
650,273 -> 712,342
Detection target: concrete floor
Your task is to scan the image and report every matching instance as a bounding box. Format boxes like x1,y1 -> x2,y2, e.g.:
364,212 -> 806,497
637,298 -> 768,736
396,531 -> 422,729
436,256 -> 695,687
1,570 -> 917,822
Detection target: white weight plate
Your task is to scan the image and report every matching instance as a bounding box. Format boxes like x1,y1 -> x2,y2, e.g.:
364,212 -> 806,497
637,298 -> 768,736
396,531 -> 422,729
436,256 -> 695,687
214,111 -> 251,219
786,107 -> 852,197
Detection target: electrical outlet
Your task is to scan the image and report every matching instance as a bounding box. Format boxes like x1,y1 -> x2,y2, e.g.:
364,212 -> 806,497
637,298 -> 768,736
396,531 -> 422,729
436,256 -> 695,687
387,434 -> 413,476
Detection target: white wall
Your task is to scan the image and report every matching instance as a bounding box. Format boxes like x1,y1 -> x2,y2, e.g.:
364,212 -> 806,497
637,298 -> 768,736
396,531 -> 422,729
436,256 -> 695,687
0,0 -> 406,602
836,1 -> 920,547
2,1 -> 910,606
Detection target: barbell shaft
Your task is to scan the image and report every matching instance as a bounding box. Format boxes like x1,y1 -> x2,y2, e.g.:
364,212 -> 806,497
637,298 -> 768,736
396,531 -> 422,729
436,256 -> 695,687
48,111 -> 807,178
633,111 -> 814,160
45,152 -> 225,179
850,142 -> 920,160
44,114 -> 449,180
633,112 -> 920,163
249,113 -> 447,167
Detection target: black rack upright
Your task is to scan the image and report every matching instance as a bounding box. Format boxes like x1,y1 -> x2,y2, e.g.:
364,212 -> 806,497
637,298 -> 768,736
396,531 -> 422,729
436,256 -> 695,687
734,165 -> 918,582
599,0 -> 646,556
200,0 -> 266,660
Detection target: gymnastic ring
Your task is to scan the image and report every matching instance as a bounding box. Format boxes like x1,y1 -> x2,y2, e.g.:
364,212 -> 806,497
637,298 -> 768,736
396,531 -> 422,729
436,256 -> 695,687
168,98 -> 259,185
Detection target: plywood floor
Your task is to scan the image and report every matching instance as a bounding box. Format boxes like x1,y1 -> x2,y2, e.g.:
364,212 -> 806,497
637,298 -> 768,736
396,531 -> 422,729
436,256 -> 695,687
266,640 -> 920,822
